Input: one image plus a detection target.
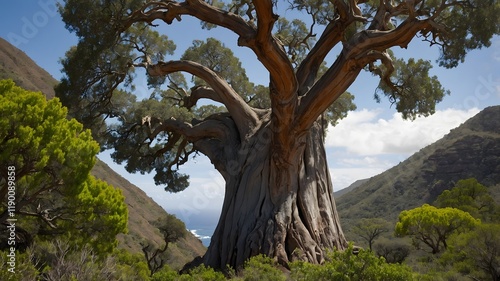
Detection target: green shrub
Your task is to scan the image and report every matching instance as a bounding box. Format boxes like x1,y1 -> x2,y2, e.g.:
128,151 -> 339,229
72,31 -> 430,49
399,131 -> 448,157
290,244 -> 416,281
241,254 -> 286,281
151,265 -> 179,281
178,265 -> 226,281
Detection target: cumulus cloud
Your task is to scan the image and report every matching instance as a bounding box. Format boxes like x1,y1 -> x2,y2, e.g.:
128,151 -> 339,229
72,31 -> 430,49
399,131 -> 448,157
325,107 -> 480,156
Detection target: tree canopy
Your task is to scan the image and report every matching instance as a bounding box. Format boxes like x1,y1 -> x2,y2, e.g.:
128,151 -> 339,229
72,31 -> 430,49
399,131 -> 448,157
56,0 -> 499,193
395,204 -> 479,254
0,79 -> 127,255
434,178 -> 500,222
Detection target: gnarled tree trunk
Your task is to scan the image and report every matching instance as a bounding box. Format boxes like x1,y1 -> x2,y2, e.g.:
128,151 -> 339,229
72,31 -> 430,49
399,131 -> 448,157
203,118 -> 347,269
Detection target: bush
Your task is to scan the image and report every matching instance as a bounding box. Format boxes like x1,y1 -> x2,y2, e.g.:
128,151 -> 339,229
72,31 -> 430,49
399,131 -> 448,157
151,265 -> 179,281
241,254 -> 286,281
374,238 -> 411,264
178,265 -> 226,281
290,244 -> 416,281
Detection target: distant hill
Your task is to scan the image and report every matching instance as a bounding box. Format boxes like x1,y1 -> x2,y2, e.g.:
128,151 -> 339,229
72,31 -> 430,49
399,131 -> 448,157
337,106 -> 500,234
334,178 -> 369,199
0,38 -> 57,98
0,37 -> 206,269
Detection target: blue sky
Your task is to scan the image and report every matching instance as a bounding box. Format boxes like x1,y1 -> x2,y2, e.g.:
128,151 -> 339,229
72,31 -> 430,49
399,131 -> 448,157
1,1 -> 499,226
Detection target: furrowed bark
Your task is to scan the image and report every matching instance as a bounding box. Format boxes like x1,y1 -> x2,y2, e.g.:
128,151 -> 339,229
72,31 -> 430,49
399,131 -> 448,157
203,118 -> 347,269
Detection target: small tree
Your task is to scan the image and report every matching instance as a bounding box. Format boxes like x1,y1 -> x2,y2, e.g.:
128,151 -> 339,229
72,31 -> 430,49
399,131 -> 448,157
142,214 -> 186,275
395,204 -> 479,254
0,79 -> 127,255
434,178 -> 499,222
373,238 -> 410,264
352,218 -> 389,250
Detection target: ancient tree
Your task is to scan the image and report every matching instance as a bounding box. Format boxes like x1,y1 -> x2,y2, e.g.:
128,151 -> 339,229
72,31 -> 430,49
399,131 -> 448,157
57,0 -> 499,269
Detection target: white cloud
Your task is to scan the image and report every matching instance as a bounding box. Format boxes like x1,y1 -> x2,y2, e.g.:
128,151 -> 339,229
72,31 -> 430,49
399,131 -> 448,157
325,107 -> 480,156
329,167 -> 387,192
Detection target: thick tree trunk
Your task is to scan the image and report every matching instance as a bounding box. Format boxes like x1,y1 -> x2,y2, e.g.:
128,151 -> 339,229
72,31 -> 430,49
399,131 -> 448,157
203,118 -> 347,269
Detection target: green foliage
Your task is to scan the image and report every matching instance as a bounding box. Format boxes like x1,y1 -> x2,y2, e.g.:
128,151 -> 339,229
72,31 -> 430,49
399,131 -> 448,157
275,17 -> 316,66
373,238 -> 411,264
241,254 -> 286,281
178,265 -> 226,281
0,79 -> 98,194
182,38 -> 254,99
395,204 -> 480,254
151,265 -> 180,281
0,79 -> 127,256
434,178 -> 499,222
374,56 -> 449,120
143,214 -> 187,275
290,244 -> 416,281
0,249 -> 38,281
441,223 -> 500,281
435,0 -> 500,68
157,214 -> 187,244
113,248 -> 151,281
66,176 -> 128,255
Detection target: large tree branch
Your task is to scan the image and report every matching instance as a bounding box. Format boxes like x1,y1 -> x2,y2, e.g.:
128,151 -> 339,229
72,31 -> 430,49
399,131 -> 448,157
145,60 -> 259,137
122,0 -> 254,35
147,117 -> 229,144
252,0 -> 298,97
296,18 -> 432,132
296,20 -> 346,95
123,1 -> 300,137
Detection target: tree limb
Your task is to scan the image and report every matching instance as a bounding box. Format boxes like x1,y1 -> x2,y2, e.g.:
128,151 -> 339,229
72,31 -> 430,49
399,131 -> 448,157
148,117 -> 229,144
144,60 -> 259,137
296,18 -> 432,132
253,0 -> 298,97
296,19 -> 346,95
183,86 -> 222,109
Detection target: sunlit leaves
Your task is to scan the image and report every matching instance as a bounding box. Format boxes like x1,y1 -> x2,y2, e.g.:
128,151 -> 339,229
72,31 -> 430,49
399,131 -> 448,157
0,80 -> 98,196
0,80 -> 127,256
434,178 -> 499,223
66,176 -> 128,255
395,204 -> 479,254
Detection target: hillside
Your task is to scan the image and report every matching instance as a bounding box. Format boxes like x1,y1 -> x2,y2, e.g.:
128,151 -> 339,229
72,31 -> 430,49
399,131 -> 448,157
334,178 -> 369,199
0,38 -> 56,98
92,161 -> 206,269
337,106 -> 500,234
0,37 -> 206,269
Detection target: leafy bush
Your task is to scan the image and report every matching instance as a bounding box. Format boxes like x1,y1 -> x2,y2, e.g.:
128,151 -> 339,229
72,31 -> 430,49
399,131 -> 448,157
290,244 -> 416,281
151,265 -> 179,281
178,265 -> 226,281
241,254 -> 286,281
